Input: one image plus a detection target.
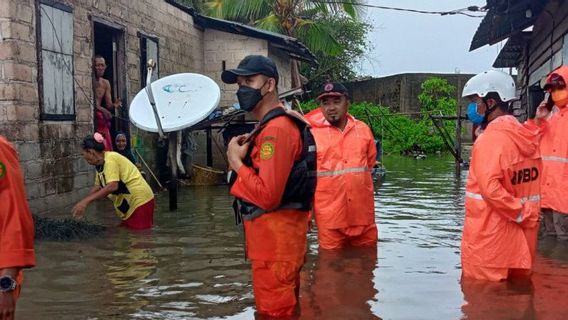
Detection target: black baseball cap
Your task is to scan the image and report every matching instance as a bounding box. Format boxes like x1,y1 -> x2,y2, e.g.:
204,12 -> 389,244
543,72 -> 566,90
316,82 -> 349,101
221,55 -> 279,84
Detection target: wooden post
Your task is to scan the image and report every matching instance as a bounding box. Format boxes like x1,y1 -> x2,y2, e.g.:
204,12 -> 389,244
168,132 -> 178,211
455,103 -> 463,172
206,127 -> 213,167
455,78 -> 463,172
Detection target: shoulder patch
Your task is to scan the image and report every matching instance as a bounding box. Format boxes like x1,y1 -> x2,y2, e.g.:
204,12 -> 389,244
260,142 -> 275,160
0,161 -> 6,179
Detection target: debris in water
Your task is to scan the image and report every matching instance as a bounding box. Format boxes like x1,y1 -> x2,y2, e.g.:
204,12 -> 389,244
33,214 -> 107,241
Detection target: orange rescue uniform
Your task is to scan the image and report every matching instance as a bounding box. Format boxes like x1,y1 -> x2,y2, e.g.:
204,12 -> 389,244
539,65 -> 568,215
305,108 -> 377,250
230,107 -> 309,317
0,136 -> 36,298
461,115 -> 541,281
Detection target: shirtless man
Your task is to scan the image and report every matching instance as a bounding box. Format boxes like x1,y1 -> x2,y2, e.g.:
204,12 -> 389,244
93,55 -> 121,151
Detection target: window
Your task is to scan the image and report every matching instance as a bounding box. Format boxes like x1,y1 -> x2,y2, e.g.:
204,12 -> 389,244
138,33 -> 159,89
38,0 -> 75,120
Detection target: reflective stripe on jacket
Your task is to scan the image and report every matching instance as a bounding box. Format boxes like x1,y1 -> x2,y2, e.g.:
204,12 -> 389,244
462,115 -> 541,270
539,65 -> 568,214
305,108 -> 377,229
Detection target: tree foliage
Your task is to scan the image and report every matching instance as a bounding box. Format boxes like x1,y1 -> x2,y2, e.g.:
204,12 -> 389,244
301,14 -> 372,92
199,0 -> 369,87
301,77 -> 460,155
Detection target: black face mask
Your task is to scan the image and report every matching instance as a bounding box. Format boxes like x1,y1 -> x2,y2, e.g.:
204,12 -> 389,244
236,81 -> 268,112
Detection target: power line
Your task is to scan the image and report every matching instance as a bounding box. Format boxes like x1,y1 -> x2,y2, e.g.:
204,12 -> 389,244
313,1 -> 487,18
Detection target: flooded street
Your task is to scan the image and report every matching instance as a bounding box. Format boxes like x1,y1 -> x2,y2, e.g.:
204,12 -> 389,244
18,155 -> 568,319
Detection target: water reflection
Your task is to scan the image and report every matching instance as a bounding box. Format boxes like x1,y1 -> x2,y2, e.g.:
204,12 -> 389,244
16,156 -> 568,319
300,247 -> 379,320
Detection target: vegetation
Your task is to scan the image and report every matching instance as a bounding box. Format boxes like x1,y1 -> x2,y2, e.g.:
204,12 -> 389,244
302,77 -> 459,155
198,0 -> 369,87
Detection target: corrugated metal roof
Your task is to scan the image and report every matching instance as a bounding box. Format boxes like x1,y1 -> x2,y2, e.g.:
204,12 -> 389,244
164,0 -> 318,65
492,32 -> 531,68
470,0 -> 548,51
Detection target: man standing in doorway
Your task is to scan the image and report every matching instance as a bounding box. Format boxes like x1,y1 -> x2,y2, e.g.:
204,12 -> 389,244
0,135 -> 36,320
93,55 -> 121,151
305,83 -> 378,250
223,55 -> 313,318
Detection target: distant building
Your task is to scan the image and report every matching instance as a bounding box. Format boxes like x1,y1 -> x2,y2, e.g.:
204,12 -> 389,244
344,73 -> 475,114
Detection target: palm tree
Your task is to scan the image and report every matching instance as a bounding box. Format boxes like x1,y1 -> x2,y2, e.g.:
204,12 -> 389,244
203,0 -> 365,88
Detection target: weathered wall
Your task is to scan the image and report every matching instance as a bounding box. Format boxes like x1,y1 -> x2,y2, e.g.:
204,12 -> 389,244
203,29 -> 268,108
0,0 -> 203,215
515,0 -> 568,117
345,73 -> 475,114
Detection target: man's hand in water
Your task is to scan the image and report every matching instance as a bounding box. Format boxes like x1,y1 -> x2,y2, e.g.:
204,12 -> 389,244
71,200 -> 89,219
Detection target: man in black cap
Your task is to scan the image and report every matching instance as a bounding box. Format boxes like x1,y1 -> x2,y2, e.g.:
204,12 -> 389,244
305,82 -> 378,250
223,55 -> 312,317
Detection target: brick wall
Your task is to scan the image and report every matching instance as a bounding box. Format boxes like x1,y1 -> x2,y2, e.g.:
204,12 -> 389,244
0,0 -> 203,215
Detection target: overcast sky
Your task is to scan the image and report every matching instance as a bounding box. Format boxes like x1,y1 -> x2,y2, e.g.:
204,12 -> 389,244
357,0 -> 503,77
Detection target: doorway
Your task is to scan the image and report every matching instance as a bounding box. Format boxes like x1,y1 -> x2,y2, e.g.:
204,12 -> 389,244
92,18 -> 127,148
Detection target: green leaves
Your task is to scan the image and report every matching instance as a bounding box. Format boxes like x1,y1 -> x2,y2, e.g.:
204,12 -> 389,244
300,78 -> 460,155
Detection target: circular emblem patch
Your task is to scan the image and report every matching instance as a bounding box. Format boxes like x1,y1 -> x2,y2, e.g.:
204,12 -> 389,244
324,83 -> 334,92
0,161 -> 6,179
260,142 -> 275,160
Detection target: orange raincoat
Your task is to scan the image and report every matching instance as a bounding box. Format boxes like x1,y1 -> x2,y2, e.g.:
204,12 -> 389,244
538,65 -> 568,214
305,108 -> 377,248
462,115 -> 541,281
230,107 -> 309,317
0,136 -> 36,297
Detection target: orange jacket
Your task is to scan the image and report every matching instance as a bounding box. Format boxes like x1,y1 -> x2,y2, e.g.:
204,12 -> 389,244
231,107 -> 309,262
0,136 -> 36,270
538,65 -> 568,214
462,115 -> 541,270
305,108 -> 377,229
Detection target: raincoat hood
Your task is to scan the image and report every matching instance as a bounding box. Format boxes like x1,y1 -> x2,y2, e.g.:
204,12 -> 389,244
486,115 -> 540,157
545,65 -> 568,88
305,107 -> 354,129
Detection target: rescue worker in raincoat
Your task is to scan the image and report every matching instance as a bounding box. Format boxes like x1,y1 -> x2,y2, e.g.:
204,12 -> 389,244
0,136 -> 36,320
461,70 -> 542,281
305,83 -> 378,250
223,55 -> 312,318
535,65 -> 568,240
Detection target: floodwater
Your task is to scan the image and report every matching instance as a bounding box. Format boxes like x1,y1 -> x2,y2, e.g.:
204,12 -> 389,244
18,155 -> 568,319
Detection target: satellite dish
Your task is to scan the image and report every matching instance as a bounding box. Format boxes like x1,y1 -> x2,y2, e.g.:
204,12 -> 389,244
129,73 -> 221,133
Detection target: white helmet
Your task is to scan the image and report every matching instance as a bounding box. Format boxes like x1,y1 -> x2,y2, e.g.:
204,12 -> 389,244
462,70 -> 517,102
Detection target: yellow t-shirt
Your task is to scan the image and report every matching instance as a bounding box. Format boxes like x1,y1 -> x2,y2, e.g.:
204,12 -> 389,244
95,152 -> 154,220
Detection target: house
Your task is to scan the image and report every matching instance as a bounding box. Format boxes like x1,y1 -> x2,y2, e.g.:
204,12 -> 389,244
0,0 -> 316,215
469,0 -> 566,119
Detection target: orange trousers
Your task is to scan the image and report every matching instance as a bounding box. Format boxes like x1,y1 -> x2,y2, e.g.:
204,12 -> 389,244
462,262 -> 532,281
318,224 -> 378,250
251,259 -> 303,317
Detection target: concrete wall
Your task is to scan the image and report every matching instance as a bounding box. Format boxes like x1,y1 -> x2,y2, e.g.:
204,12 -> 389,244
0,0 -> 203,215
203,29 -> 268,108
345,73 -> 475,114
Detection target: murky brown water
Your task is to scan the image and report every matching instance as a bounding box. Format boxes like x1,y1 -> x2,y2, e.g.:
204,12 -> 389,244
17,155 -> 568,319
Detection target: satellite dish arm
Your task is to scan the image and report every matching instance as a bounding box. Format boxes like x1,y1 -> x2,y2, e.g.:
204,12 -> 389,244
145,59 -> 165,138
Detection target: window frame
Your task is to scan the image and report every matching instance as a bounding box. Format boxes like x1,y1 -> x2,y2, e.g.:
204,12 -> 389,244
36,0 -> 76,121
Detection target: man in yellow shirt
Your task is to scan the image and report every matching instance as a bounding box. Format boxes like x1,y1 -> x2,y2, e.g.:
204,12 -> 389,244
72,133 -> 155,229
